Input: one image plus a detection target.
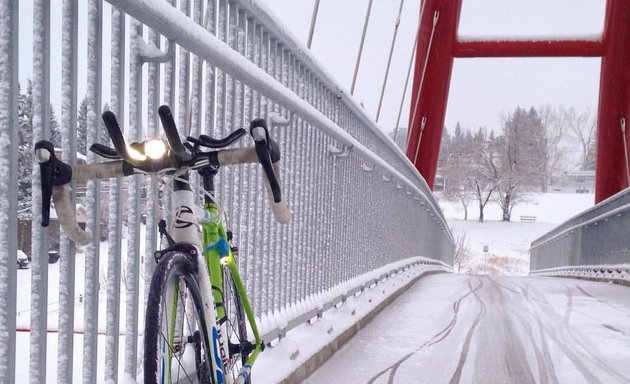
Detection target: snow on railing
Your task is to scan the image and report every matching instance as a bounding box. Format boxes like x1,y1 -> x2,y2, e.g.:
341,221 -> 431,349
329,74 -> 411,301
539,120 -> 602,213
529,264 -> 630,286
530,188 -> 630,279
0,0 -> 454,382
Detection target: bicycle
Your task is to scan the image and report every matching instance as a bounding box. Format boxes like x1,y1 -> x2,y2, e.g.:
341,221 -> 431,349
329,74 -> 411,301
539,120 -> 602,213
36,105 -> 290,384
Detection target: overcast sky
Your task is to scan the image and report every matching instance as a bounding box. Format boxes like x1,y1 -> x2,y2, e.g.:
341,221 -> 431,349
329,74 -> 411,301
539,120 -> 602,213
259,0 -> 606,135
18,0 -> 607,137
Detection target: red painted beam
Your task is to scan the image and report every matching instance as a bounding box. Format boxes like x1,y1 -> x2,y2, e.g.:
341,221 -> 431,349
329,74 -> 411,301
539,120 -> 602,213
595,0 -> 630,203
406,0 -> 463,189
454,39 -> 604,58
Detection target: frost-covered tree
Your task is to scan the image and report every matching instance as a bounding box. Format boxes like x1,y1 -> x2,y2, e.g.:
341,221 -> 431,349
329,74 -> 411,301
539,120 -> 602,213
565,107 -> 597,171
439,123 -> 476,220
495,107 -> 547,221
584,137 -> 597,171
77,96 -> 89,155
18,81 -> 34,220
101,102 -> 112,145
49,104 -> 62,147
467,128 -> 501,223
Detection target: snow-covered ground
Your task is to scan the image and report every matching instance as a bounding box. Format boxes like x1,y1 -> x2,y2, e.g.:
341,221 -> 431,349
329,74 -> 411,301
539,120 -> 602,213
15,228 -> 147,383
436,192 -> 595,275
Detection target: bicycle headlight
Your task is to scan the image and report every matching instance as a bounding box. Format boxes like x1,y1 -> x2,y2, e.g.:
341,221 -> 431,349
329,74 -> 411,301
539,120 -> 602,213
127,145 -> 147,162
144,139 -> 167,160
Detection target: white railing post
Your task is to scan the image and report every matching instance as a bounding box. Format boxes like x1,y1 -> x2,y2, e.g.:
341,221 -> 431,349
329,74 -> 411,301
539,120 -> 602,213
30,0 -> 51,381
83,1 -> 103,382
0,1 -> 19,382
58,0 -> 79,382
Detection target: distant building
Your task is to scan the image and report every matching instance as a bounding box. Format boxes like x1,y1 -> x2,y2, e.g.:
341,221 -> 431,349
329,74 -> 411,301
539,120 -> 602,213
550,170 -> 595,193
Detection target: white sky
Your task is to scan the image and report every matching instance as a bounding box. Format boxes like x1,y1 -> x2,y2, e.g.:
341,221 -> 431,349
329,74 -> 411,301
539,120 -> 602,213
260,0 -> 606,135
18,0 -> 607,136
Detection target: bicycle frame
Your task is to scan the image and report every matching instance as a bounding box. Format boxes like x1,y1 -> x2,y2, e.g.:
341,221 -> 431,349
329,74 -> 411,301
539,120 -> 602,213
202,201 -> 263,368
168,171 -> 261,383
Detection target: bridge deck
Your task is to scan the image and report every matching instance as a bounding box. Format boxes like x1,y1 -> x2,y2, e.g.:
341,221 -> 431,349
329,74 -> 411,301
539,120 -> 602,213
305,274 -> 630,383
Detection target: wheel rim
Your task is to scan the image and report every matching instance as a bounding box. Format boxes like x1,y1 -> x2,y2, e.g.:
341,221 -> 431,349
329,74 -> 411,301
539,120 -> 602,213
220,267 -> 250,383
155,270 -> 212,384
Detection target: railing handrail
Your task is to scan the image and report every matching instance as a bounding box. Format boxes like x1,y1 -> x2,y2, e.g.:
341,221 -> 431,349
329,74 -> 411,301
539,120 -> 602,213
236,0 -> 444,221
531,188 -> 630,247
106,0 -> 452,237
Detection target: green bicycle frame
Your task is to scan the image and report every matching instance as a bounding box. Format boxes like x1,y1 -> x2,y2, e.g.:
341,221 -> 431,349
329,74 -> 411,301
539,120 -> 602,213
201,202 -> 263,366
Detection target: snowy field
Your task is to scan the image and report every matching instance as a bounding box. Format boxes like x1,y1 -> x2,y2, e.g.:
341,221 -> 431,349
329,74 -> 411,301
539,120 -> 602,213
15,230 -> 146,383
436,192 -> 595,275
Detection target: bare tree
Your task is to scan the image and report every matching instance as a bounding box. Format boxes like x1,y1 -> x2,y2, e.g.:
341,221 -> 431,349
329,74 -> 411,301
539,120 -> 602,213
538,104 -> 568,190
440,123 -> 475,220
466,128 -> 501,223
452,230 -> 471,273
564,106 -> 597,170
495,107 -> 548,221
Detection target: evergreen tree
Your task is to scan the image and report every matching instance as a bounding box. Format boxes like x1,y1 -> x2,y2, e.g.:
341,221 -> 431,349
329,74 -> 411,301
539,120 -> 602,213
583,137 -> 597,171
18,81 -> 34,220
437,126 -> 451,169
101,102 -> 112,145
49,104 -> 61,147
77,96 -> 89,155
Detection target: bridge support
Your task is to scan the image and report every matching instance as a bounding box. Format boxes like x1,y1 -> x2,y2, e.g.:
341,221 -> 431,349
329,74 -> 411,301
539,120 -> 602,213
595,0 -> 630,203
407,0 -> 630,202
406,0 -> 462,189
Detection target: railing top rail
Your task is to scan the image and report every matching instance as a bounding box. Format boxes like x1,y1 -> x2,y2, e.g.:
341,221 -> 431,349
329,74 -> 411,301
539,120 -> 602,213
531,188 -> 630,248
234,0 -> 429,188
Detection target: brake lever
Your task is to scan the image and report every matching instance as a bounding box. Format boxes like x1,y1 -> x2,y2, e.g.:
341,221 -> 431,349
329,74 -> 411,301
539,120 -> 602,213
250,118 -> 282,203
34,140 -> 72,227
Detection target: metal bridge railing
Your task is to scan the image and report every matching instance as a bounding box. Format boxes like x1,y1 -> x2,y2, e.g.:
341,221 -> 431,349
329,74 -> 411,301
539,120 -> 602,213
530,188 -> 630,279
0,0 -> 454,382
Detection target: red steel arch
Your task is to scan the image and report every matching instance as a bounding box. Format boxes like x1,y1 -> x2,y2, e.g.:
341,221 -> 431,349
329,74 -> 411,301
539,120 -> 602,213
407,0 -> 630,203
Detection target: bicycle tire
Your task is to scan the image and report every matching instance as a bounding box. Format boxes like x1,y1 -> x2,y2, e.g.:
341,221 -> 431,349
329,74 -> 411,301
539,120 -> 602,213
220,264 -> 252,384
144,251 -> 214,384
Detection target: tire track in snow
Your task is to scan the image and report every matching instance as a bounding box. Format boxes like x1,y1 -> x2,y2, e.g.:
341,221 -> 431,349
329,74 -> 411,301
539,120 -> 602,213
558,287 -> 630,384
490,278 -> 557,384
366,277 -> 483,384
522,282 -> 614,384
448,279 -> 487,384
575,284 -> 630,318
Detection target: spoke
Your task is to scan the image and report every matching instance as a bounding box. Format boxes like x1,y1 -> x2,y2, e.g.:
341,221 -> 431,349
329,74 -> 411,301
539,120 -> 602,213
157,276 -> 197,383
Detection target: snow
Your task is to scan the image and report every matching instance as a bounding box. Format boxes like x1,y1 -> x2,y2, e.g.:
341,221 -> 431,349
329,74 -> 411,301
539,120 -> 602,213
437,192 -> 595,275
457,33 -> 603,42
304,274 -> 630,383
14,227 -> 148,383
252,192 -> 606,382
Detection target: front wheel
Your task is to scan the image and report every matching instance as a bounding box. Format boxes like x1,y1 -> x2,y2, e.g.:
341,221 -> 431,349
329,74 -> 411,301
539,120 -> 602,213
144,251 -> 213,384
221,264 -> 252,384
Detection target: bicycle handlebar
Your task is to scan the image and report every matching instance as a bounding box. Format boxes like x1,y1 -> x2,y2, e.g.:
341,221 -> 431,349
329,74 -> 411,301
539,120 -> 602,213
37,106 -> 291,246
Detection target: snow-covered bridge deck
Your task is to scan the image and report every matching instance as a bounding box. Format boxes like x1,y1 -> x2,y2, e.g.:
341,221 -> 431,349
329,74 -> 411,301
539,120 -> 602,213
304,274 -> 630,384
